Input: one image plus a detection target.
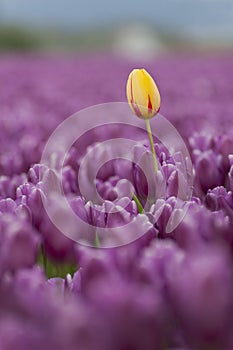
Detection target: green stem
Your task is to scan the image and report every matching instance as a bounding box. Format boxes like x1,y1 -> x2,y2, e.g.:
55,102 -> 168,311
94,232 -> 101,248
41,244 -> 47,274
131,191 -> 144,213
145,119 -> 158,173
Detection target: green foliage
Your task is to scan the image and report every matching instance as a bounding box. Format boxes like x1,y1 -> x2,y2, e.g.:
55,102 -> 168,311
38,246 -> 77,279
0,26 -> 39,51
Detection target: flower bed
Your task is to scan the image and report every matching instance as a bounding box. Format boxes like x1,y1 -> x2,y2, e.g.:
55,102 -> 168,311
0,53 -> 233,349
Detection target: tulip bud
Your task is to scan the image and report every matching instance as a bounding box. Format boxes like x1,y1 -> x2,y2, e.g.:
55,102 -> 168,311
126,68 -> 161,119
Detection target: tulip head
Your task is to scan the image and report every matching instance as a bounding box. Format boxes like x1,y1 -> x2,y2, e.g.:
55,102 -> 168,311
126,68 -> 161,119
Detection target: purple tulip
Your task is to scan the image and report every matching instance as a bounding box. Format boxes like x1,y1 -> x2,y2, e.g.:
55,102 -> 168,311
167,246 -> 233,350
0,214 -> 40,275
0,53 -> 233,349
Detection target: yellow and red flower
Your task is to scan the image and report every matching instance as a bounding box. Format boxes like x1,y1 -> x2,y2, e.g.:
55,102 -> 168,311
126,68 -> 161,119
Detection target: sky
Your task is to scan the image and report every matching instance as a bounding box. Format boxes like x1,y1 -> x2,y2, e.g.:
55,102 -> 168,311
1,0 -> 233,40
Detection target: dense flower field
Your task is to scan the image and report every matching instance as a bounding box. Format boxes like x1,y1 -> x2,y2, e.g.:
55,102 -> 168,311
1,53 -> 233,349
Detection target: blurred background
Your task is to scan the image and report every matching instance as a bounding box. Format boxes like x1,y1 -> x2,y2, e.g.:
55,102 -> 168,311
0,0 -> 233,56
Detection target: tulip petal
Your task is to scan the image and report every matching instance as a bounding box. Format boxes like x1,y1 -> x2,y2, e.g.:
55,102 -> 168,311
126,68 -> 161,119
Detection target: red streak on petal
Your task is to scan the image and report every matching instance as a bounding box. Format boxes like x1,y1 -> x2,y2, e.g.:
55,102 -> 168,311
130,74 -> 142,117
130,75 -> 133,99
132,102 -> 142,117
148,94 -> 153,113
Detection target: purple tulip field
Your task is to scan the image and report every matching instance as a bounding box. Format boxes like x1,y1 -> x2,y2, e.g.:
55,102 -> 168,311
1,52 -> 233,350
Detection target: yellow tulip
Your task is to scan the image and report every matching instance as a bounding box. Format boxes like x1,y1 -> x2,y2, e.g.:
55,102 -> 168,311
126,68 -> 160,173
126,68 -> 161,119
